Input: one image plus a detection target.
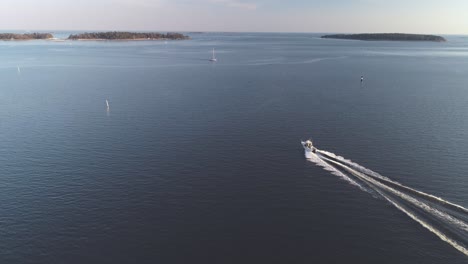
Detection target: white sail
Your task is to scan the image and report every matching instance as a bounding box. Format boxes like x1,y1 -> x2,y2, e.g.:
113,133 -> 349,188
210,48 -> 217,62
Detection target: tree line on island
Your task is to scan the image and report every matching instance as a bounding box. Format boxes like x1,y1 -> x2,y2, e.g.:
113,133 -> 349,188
0,32 -> 190,40
0,32 -> 446,42
68,32 -> 190,40
0,33 -> 53,40
321,33 -> 446,42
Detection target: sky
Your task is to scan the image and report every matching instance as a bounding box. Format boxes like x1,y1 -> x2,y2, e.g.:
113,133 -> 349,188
1,0 -> 467,34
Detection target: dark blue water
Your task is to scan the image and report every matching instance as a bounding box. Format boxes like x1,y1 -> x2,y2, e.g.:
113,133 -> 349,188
1,33 -> 467,263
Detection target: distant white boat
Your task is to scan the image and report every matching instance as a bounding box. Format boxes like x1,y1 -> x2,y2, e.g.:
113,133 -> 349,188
106,99 -> 110,110
49,38 -> 66,42
209,48 -> 217,62
17,66 -> 21,74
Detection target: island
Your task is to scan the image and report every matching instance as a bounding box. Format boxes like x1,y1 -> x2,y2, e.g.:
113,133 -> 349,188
321,33 -> 446,42
68,32 -> 190,40
0,33 -> 54,40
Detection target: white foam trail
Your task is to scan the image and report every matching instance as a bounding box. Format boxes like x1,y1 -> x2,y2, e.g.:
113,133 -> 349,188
317,150 -> 390,180
368,182 -> 468,257
317,149 -> 468,214
318,155 -> 468,256
322,156 -> 468,231
305,151 -> 367,192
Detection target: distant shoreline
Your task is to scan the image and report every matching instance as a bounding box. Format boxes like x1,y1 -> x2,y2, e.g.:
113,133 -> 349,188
71,38 -> 179,41
0,31 -> 190,41
321,33 -> 446,42
0,33 -> 54,41
68,32 -> 190,41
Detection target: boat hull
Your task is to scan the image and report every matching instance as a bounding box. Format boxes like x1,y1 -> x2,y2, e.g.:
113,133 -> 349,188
301,141 -> 316,153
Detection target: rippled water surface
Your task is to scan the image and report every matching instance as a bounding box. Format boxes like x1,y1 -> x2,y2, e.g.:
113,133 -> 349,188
1,33 -> 467,263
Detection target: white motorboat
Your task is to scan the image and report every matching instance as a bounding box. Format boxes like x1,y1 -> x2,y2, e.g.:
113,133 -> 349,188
301,139 -> 316,153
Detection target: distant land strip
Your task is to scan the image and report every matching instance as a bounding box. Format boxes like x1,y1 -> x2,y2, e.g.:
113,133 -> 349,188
0,32 -> 190,41
0,33 -> 53,40
68,32 -> 190,40
321,33 -> 446,42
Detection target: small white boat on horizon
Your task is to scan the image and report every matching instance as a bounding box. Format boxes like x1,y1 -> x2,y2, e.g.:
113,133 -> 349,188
50,39 -> 66,42
209,48 -> 217,62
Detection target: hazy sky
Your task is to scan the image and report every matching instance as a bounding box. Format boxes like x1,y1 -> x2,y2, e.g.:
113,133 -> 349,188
1,0 -> 467,34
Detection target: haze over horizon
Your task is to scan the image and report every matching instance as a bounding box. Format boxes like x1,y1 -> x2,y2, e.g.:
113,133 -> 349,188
1,0 -> 467,34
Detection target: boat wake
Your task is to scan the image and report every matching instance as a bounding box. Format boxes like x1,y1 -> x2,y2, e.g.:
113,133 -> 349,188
305,151 -> 368,192
305,149 -> 468,256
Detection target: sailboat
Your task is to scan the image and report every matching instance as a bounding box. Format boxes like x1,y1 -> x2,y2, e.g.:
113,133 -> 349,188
209,48 -> 217,62
106,99 -> 110,110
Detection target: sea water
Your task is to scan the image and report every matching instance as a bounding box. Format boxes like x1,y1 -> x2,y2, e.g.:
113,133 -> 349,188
0,32 -> 467,263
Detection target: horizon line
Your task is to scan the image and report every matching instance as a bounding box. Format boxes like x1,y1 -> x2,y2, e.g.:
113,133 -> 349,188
0,29 -> 466,36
